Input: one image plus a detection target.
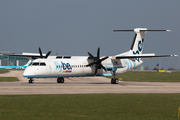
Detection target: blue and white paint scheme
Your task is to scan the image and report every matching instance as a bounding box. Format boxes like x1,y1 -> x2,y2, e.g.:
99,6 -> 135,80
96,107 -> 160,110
22,28 -> 176,84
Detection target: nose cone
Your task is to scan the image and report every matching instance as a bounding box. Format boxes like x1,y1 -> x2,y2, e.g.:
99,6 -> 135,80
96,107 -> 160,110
23,67 -> 35,78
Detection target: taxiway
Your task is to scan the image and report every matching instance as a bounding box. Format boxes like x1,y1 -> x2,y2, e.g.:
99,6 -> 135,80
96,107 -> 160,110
0,70 -> 180,95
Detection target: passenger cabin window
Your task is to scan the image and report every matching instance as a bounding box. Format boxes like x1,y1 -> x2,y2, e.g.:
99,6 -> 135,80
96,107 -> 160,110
40,63 -> 46,66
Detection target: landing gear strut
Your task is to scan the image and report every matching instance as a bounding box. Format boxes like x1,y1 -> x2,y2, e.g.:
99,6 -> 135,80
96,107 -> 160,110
28,78 -> 34,83
57,77 -> 64,83
111,71 -> 119,84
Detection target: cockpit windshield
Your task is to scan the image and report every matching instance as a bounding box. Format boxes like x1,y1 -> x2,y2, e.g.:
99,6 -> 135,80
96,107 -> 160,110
28,62 -> 32,66
31,62 -> 46,66
32,62 -> 39,66
40,63 -> 46,66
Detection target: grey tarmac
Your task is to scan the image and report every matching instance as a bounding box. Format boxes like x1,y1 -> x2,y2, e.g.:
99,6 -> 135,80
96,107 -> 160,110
0,70 -> 180,95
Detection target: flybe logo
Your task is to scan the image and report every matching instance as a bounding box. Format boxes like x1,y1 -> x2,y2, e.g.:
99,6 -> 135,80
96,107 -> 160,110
54,61 -> 72,73
133,39 -> 144,62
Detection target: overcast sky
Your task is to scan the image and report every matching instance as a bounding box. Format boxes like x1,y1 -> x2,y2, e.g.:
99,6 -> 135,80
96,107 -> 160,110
0,0 -> 180,69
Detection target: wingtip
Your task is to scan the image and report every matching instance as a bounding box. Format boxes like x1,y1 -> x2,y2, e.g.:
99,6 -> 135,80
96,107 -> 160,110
171,54 -> 178,57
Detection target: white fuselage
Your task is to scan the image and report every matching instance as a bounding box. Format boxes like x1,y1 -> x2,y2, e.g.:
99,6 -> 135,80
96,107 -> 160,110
23,56 -> 143,78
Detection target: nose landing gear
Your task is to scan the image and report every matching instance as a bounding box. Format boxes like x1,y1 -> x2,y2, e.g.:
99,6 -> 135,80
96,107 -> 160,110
28,78 -> 34,83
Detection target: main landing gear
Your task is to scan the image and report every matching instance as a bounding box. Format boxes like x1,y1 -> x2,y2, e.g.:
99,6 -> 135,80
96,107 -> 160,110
57,77 -> 64,83
28,78 -> 34,83
111,71 -> 119,84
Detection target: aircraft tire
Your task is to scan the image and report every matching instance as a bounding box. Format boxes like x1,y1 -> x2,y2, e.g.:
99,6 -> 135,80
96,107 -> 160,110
111,79 -> 115,84
28,79 -> 34,84
111,78 -> 119,84
60,77 -> 64,83
28,80 -> 32,83
57,78 -> 61,83
115,78 -> 119,84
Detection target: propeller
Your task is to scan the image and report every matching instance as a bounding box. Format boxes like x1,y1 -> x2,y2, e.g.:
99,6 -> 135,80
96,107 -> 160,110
38,47 -> 51,59
86,47 -> 109,76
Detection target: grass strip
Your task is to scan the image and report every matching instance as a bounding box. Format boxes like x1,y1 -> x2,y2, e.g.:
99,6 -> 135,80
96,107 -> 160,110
107,71 -> 180,82
0,77 -> 19,82
0,69 -> 9,74
0,94 -> 180,120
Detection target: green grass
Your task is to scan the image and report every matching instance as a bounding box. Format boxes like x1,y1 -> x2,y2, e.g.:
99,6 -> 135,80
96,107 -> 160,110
0,77 -> 19,82
0,69 -> 9,74
0,94 -> 180,120
107,71 -> 180,82
0,69 -> 20,82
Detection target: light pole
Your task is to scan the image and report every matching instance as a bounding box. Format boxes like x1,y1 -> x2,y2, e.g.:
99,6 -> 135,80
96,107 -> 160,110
7,46 -> 10,66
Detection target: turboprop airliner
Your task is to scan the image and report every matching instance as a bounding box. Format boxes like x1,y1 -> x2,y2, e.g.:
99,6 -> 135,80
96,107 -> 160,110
5,28 -> 177,84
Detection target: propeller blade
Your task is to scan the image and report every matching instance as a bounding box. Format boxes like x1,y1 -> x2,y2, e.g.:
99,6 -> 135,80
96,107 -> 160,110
87,52 -> 95,59
86,47 -> 108,74
100,56 -> 109,62
45,51 -> 51,58
99,64 -> 107,72
86,62 -> 95,67
39,47 -> 43,58
97,47 -> 100,59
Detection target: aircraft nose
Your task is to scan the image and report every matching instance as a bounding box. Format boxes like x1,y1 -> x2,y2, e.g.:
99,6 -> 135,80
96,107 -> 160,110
23,67 -> 35,77
23,69 -> 29,77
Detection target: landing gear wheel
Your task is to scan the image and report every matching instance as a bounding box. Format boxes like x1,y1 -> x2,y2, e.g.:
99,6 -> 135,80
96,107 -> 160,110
57,77 -> 64,83
111,79 -> 115,84
111,78 -> 119,84
115,78 -> 119,84
28,79 -> 34,84
57,78 -> 61,83
111,71 -> 118,84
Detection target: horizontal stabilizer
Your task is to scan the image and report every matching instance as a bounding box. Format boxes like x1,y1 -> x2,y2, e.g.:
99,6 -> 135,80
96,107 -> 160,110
113,30 -> 171,32
115,54 -> 177,59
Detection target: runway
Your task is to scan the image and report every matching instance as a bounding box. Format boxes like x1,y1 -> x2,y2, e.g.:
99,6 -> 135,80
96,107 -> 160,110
0,70 -> 180,95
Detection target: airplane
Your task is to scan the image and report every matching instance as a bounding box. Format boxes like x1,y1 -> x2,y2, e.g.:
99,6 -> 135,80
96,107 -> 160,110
4,28 -> 177,84
0,60 -> 31,69
153,63 -> 159,70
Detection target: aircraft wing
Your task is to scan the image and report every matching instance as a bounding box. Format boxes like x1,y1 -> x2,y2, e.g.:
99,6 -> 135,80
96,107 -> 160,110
115,54 -> 177,60
2,53 -> 42,59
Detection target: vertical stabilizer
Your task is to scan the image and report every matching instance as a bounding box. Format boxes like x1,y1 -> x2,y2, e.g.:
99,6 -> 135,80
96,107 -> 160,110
113,28 -> 170,57
130,28 -> 147,55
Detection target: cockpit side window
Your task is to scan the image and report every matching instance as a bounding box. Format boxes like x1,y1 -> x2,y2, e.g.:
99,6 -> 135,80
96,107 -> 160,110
40,63 -> 46,66
32,62 -> 39,66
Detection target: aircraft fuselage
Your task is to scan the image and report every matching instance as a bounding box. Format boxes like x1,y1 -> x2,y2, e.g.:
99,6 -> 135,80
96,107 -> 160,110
23,57 -> 142,78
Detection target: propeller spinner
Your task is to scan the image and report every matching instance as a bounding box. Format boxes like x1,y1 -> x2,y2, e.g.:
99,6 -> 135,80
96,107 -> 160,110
86,47 -> 108,76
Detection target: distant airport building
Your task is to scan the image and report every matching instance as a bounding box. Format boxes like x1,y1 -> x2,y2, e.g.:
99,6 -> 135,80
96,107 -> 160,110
0,51 -> 29,66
